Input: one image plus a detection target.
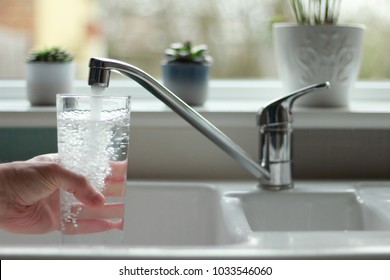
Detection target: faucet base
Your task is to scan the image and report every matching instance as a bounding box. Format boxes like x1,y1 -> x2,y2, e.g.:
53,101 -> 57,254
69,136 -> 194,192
258,182 -> 294,191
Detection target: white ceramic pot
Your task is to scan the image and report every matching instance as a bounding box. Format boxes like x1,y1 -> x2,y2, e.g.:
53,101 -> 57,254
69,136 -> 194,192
273,23 -> 365,107
26,62 -> 75,106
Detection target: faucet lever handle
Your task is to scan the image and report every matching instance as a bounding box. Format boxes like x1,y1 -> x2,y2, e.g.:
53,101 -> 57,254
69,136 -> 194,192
257,81 -> 329,190
258,82 -> 330,126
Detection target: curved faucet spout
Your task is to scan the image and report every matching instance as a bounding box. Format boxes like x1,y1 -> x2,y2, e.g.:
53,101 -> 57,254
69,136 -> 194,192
88,57 -> 271,180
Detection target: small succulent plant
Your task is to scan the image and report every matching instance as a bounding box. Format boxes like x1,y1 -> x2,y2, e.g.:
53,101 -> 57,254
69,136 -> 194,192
164,41 -> 212,64
290,0 -> 341,25
26,47 -> 74,63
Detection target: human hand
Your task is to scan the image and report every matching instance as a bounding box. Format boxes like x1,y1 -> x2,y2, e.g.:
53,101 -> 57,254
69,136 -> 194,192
0,154 -> 105,234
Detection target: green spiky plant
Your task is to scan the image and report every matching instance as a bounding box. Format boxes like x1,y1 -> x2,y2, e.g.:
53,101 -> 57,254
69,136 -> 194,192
164,41 -> 212,64
26,47 -> 74,63
290,0 -> 341,25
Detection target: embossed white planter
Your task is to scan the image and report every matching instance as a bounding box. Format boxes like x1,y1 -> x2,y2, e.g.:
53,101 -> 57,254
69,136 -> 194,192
273,23 -> 365,107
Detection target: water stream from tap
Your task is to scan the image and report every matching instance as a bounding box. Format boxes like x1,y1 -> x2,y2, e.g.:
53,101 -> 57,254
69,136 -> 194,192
86,85 -> 107,195
90,85 -> 105,120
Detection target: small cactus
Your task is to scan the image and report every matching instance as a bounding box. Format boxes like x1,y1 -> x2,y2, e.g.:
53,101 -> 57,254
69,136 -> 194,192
26,47 -> 74,63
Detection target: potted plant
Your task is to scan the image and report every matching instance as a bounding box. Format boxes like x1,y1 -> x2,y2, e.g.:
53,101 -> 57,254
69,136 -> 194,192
162,41 -> 212,106
273,0 -> 365,107
25,47 -> 75,106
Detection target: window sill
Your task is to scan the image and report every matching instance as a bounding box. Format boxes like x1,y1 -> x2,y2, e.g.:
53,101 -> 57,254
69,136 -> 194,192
1,80 -> 390,129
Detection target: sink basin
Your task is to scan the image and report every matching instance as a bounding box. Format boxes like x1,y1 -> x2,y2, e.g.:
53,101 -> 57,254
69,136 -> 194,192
225,182 -> 390,232
0,181 -> 238,247
219,181 -> 390,251
124,181 -> 236,246
238,190 -> 363,231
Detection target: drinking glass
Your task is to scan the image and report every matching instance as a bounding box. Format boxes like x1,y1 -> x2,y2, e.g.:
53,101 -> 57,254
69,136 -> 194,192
56,94 -> 131,245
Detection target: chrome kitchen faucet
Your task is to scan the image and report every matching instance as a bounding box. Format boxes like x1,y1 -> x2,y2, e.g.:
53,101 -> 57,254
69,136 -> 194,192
88,57 -> 329,190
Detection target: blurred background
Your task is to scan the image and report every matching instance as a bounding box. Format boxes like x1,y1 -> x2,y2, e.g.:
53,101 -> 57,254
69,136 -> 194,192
0,0 -> 389,80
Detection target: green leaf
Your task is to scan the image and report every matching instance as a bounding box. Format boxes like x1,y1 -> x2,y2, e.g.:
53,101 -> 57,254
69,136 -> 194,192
164,41 -> 211,64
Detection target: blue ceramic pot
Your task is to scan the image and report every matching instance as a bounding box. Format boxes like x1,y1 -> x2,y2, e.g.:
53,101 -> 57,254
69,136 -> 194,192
162,62 -> 210,106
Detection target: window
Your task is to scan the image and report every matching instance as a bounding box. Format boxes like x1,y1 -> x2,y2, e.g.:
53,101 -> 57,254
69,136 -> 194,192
1,0 -> 389,80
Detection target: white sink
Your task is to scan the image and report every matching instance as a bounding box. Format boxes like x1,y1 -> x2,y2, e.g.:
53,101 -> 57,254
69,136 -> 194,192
1,180 -> 390,259
224,182 -> 390,232
221,181 -> 390,251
